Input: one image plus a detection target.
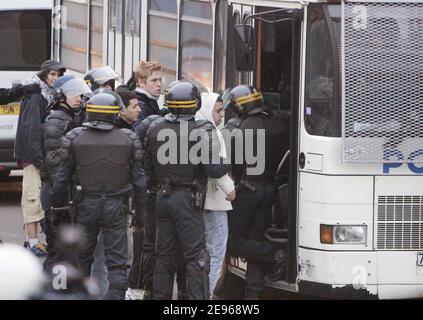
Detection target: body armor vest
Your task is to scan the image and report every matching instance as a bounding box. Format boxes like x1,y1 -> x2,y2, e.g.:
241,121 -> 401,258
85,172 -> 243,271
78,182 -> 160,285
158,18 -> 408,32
73,128 -> 132,193
230,109 -> 290,183
147,117 -> 208,185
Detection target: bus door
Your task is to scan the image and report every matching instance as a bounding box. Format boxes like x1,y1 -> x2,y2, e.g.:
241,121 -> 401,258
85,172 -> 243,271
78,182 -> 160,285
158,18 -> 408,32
230,0 -> 304,287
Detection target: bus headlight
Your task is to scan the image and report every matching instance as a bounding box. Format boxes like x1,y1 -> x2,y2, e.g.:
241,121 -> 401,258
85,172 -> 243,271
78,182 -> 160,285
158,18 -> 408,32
320,225 -> 367,244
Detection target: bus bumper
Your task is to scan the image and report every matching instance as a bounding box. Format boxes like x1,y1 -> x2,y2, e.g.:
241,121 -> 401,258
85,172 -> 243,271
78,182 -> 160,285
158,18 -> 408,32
298,247 -> 423,299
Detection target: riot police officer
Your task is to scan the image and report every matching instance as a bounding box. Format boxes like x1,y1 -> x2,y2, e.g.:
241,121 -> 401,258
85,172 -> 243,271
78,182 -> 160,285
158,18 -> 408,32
83,66 -> 120,91
81,66 -> 119,127
51,91 -> 147,300
223,85 -> 289,300
41,75 -> 92,272
144,81 -> 230,300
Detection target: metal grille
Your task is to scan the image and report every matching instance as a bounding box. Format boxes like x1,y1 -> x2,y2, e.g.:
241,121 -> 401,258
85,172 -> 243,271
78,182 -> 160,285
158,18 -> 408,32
377,195 -> 423,250
343,2 -> 423,162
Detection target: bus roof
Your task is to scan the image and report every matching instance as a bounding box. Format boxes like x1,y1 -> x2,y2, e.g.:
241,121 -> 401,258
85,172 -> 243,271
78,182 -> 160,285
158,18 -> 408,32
228,0 -> 423,9
228,0 -> 341,6
0,0 -> 53,11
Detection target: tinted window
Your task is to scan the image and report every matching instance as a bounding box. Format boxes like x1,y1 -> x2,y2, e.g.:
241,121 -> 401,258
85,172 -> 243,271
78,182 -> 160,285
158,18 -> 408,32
304,5 -> 341,137
148,0 -> 178,87
62,0 -> 88,73
180,0 -> 213,90
183,0 -> 212,19
151,0 -> 177,13
0,10 -> 51,71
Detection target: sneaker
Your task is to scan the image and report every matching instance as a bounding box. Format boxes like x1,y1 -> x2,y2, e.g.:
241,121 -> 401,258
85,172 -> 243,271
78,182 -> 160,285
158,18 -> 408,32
125,288 -> 145,300
29,242 -> 48,256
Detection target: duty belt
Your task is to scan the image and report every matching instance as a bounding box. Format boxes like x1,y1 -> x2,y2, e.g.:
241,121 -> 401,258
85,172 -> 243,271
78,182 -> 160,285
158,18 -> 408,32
158,178 -> 198,189
243,175 -> 274,183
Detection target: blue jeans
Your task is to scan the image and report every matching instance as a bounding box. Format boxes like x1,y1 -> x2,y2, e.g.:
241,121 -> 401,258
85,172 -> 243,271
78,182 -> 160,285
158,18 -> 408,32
204,210 -> 228,299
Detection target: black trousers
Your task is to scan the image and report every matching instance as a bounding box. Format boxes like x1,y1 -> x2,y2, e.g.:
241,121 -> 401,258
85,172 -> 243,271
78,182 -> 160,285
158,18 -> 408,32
142,190 -> 187,296
41,180 -> 61,273
228,182 -> 278,294
77,195 -> 128,300
128,229 -> 144,289
153,190 -> 208,300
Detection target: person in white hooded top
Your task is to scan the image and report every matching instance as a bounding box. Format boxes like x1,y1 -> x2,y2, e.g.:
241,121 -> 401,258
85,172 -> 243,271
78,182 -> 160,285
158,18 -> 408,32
196,92 -> 236,299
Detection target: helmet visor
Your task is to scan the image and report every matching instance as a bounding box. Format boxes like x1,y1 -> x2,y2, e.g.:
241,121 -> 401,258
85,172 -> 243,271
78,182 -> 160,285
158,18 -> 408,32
222,88 -> 232,110
93,66 -> 121,85
61,78 -> 92,98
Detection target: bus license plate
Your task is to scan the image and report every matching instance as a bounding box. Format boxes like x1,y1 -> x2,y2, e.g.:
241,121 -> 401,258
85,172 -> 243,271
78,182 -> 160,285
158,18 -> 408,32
0,105 -> 20,115
417,253 -> 423,266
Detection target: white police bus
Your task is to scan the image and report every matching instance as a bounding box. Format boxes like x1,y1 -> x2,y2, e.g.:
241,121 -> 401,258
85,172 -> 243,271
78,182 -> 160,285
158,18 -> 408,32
53,0 -> 423,299
0,0 -> 53,179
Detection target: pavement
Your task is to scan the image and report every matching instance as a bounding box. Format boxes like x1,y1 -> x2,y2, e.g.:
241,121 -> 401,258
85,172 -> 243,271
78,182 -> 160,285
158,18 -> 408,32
0,174 -> 26,245
0,171 -> 310,300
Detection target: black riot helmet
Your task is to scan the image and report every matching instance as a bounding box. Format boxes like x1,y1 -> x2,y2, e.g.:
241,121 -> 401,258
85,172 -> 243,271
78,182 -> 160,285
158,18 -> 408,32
85,90 -> 124,125
223,85 -> 264,116
84,66 -> 120,91
164,81 -> 201,115
92,87 -> 126,110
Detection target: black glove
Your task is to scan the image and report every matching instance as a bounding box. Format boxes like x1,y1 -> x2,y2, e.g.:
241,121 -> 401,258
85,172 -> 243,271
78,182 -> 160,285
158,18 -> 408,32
16,83 -> 41,97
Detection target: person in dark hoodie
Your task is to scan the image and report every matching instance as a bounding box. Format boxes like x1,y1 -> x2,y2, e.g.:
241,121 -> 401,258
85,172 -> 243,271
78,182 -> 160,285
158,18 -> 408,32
133,61 -> 167,128
15,59 -> 66,256
51,90 -> 147,300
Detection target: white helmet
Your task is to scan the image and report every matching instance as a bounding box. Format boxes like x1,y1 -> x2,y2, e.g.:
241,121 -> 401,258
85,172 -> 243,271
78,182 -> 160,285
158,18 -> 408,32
0,243 -> 45,300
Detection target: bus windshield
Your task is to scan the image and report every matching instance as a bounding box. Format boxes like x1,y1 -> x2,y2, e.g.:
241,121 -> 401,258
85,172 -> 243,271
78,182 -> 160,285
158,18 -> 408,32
305,4 -> 341,137
0,10 -> 51,71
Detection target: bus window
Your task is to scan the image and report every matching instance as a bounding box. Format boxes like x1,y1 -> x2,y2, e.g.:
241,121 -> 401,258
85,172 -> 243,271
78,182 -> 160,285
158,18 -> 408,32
180,0 -> 213,90
62,0 -> 89,73
91,1 -> 104,69
304,5 -> 341,137
0,10 -> 51,71
150,0 -> 177,13
214,1 -> 228,93
148,0 -> 178,87
259,16 -> 293,111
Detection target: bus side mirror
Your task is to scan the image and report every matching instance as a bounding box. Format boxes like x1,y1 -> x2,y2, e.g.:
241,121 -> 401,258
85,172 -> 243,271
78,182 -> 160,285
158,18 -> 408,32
233,24 -> 255,72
